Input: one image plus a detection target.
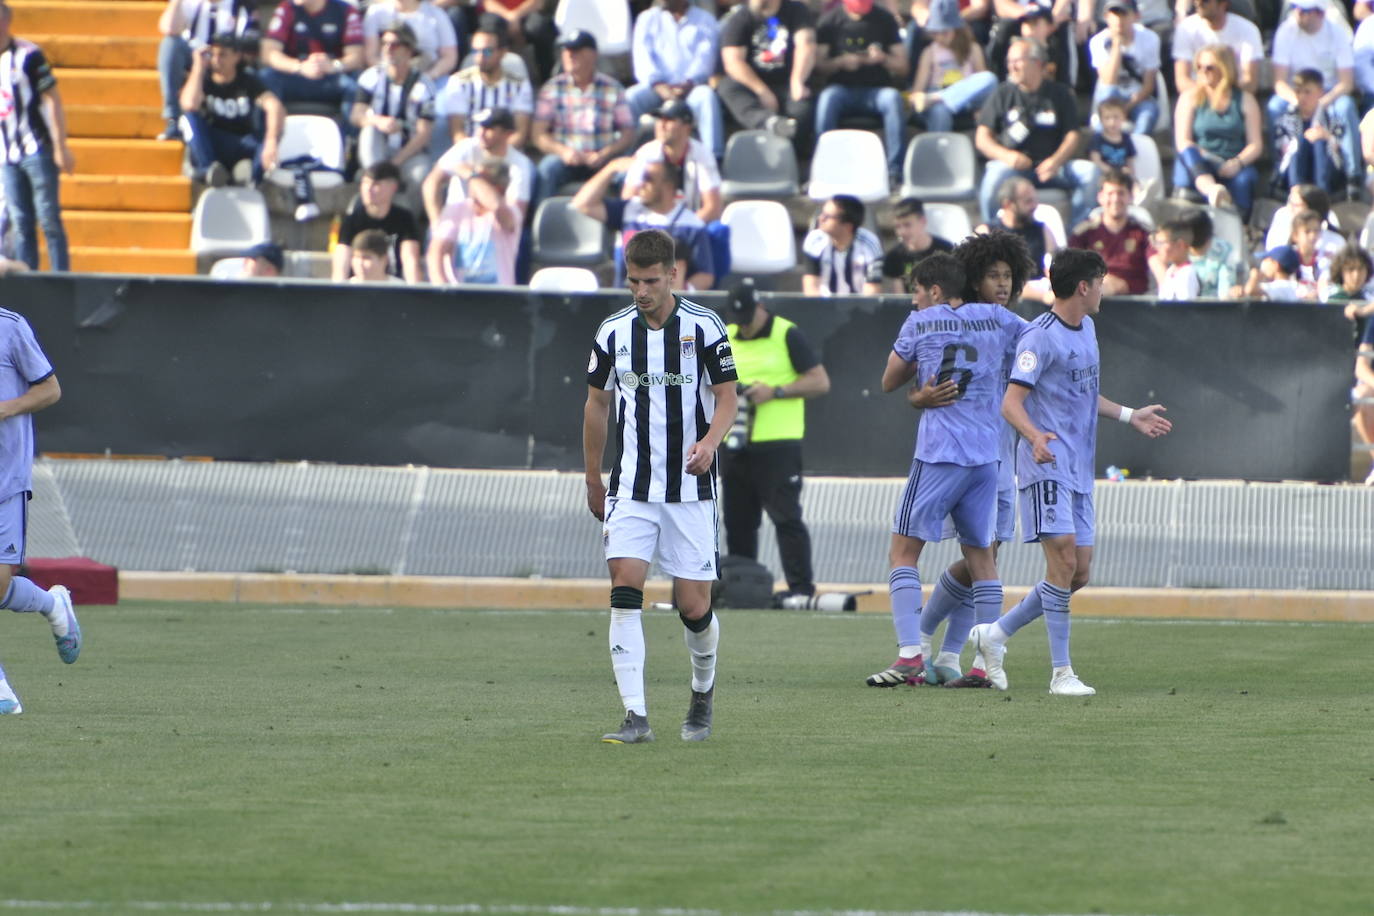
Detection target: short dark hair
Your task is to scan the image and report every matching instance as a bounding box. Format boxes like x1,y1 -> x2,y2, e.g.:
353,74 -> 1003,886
475,13 -> 509,43
1096,97 -> 1128,118
1291,208 -> 1323,233
912,253 -> 966,303
1294,184 -> 1331,216
1048,248 -> 1107,299
893,197 -> 926,220
645,158 -> 682,189
1182,208 -> 1213,249
1330,242 -> 1373,284
361,161 -> 402,185
1293,67 -> 1325,90
830,194 -> 864,229
1156,218 -> 1192,244
1099,167 -> 1134,193
952,229 -> 1035,304
624,228 -> 677,271
352,228 -> 390,258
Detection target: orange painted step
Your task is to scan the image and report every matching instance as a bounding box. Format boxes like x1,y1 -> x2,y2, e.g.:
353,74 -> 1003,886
61,210 -> 191,249
69,138 -> 183,176
62,175 -> 191,212
67,246 -> 198,276
67,105 -> 168,140
32,34 -> 159,69
9,1 -> 163,37
55,69 -> 160,108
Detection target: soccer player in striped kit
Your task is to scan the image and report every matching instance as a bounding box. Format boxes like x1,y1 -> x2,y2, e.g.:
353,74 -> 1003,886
583,229 -> 739,744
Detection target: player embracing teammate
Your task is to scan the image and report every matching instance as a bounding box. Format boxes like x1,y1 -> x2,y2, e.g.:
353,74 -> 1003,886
869,238 -> 1172,695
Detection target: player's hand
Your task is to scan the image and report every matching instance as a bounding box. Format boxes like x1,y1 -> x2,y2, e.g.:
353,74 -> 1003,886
1130,404 -> 1171,438
586,477 -> 607,521
1030,431 -> 1058,463
684,439 -> 716,476
743,381 -> 775,403
54,143 -> 75,175
1034,159 -> 1058,183
907,375 -> 959,409
1008,152 -> 1032,171
261,142 -> 279,171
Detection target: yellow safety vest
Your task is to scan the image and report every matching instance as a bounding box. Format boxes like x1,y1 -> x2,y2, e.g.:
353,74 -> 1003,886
726,315 -> 806,444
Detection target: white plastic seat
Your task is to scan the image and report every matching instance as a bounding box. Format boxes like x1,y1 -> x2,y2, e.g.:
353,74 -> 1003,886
1153,76 -> 1171,135
531,197 -> 608,267
208,257 -> 247,278
922,202 -> 973,245
267,115 -> 345,192
529,266 -> 600,292
1132,133 -> 1164,205
720,130 -> 800,200
900,132 -> 976,203
1035,202 -> 1067,250
807,130 -> 890,203
1208,206 -> 1246,262
720,200 -> 796,275
553,0 -> 631,56
191,187 -> 271,257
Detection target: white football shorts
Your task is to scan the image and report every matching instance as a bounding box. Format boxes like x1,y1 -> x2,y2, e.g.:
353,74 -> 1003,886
603,496 -> 719,580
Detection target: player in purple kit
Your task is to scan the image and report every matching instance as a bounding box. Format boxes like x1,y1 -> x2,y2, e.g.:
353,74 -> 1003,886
971,248 -> 1171,696
0,307 -> 82,715
866,253 -> 1028,687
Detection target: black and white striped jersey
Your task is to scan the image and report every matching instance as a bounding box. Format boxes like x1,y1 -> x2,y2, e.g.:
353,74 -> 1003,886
354,66 -> 437,150
802,226 -> 884,295
437,66 -> 534,123
0,39 -> 55,164
587,297 -> 738,503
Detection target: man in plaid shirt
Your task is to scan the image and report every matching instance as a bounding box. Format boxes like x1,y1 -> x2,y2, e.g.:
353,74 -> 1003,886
531,29 -> 635,203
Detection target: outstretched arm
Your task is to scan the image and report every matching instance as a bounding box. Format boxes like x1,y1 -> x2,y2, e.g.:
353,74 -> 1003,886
1003,382 -> 1056,463
1097,395 -> 1172,438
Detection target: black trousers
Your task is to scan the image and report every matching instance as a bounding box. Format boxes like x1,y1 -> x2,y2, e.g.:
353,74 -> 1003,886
721,440 -> 815,595
716,76 -> 815,155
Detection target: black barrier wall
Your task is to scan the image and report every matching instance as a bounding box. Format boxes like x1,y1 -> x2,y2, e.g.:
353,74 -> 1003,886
7,274 -> 1356,480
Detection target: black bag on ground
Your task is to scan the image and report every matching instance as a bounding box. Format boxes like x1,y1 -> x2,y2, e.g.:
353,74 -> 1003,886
710,555 -> 774,609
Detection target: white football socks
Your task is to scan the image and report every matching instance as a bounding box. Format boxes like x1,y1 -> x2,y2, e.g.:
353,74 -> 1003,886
683,613 -> 720,693
609,608 -> 647,716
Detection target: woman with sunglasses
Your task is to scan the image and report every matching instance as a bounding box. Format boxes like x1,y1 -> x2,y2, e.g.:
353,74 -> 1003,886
1172,43 -> 1262,221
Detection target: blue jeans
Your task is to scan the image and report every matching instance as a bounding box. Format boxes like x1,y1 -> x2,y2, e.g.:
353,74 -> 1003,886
158,35 -> 193,120
181,112 -> 264,184
1172,146 -> 1258,221
1092,85 -> 1159,136
258,68 -> 358,121
921,71 -> 998,133
1285,136 -> 1337,193
979,158 -> 1100,226
814,84 -> 905,176
1266,93 -> 1361,183
626,83 -> 725,161
2,152 -> 68,271
533,155 -> 595,208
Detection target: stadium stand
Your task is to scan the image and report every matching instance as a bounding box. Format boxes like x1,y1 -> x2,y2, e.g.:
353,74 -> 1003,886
719,199 -> 796,275
718,129 -> 800,201
806,129 -> 891,203
530,195 -> 608,268
27,0 -> 195,273
899,131 -> 978,203
190,186 -> 271,264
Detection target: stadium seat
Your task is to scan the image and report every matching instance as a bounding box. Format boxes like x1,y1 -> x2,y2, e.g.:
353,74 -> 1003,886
1035,203 -> 1067,250
265,115 -> 346,207
529,266 -> 600,292
899,132 -> 977,203
1359,212 -> 1374,251
720,200 -> 796,275
922,202 -> 973,245
1207,206 -> 1246,262
554,0 -> 631,56
720,130 -> 800,200
531,197 -> 609,267
1153,77 -> 1171,136
1132,133 -> 1164,205
208,257 -> 247,278
807,130 -> 889,203
190,187 -> 271,258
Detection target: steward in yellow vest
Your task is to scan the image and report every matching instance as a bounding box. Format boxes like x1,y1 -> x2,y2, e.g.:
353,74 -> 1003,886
721,282 -> 831,599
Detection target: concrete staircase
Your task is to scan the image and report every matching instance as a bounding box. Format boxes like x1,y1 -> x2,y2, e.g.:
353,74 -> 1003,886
16,0 -> 196,273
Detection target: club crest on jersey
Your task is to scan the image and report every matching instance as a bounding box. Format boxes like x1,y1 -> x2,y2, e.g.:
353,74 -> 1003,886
681,336 -> 695,359
587,351 -> 598,373
1017,350 -> 1037,373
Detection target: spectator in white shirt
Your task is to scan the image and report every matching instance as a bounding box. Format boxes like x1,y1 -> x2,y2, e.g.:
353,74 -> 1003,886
1088,0 -> 1160,135
1172,0 -> 1263,95
627,0 -> 724,160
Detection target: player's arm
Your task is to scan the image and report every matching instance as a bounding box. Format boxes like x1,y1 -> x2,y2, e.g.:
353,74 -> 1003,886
1355,346 -> 1374,388
685,380 -> 737,476
0,374 -> 60,420
571,157 -> 630,223
399,239 -> 422,284
881,350 -> 917,392
583,385 -> 612,520
907,374 -> 959,409
1097,394 -> 1172,438
1002,382 -> 1056,463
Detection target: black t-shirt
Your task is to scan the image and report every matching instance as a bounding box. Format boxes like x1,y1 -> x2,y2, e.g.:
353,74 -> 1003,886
875,236 -> 955,290
976,79 -> 1079,164
720,0 -> 816,87
816,6 -> 901,89
338,200 -> 420,277
199,69 -> 267,136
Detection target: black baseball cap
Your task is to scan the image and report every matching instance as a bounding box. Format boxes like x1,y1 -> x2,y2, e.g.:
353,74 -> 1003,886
558,29 -> 598,52
653,100 -> 694,124
242,241 -> 284,272
472,107 -> 516,130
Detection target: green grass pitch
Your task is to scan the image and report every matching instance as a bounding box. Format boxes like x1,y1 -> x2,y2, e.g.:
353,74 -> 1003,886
1,601 -> 1371,916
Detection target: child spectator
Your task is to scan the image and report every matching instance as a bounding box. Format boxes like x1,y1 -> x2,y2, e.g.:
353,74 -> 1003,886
1087,98 -> 1137,175
348,228 -> 404,283
1181,208 -> 1239,298
876,197 -> 955,293
1243,246 -> 1303,301
1352,315 -> 1374,484
1264,184 -> 1346,256
1152,219 -> 1198,300
1273,68 -> 1342,195
1289,208 -> 1331,299
1087,0 -> 1161,135
909,0 -> 997,134
1325,244 -> 1374,304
